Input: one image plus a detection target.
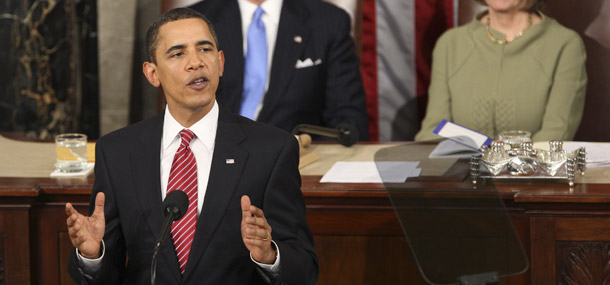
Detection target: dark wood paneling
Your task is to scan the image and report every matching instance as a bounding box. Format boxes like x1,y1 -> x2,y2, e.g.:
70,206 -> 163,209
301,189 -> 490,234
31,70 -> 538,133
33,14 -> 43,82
0,176 -> 91,285
58,232 -> 76,285
529,216 -> 610,284
32,204 -> 87,285
314,235 -> 424,285
556,217 -> 610,241
507,212 -> 530,284
556,241 -> 610,284
530,217 -> 556,284
307,208 -> 402,236
0,207 -> 31,284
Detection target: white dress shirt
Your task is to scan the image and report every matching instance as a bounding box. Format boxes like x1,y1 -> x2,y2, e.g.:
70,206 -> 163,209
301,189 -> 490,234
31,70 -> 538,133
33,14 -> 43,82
77,101 -> 279,276
237,0 -> 283,119
160,101 -> 218,213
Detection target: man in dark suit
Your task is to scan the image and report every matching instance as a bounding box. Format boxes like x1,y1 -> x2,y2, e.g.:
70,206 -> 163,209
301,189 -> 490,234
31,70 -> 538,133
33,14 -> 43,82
190,0 -> 370,140
65,8 -> 318,284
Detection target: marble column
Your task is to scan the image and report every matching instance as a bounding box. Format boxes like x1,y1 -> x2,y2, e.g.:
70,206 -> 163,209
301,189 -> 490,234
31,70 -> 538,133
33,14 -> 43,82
0,0 -> 98,139
98,0 -> 137,135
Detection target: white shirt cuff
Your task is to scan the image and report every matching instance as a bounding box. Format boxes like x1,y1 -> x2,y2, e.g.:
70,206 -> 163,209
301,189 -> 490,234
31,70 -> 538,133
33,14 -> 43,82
250,240 -> 280,276
76,239 -> 105,275
77,239 -> 279,276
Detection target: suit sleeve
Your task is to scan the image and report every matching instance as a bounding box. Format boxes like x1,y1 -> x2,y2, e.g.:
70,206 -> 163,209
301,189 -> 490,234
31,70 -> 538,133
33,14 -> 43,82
323,9 -> 370,140
532,32 -> 587,141
68,137 -> 127,284
414,33 -> 452,142
263,135 -> 319,285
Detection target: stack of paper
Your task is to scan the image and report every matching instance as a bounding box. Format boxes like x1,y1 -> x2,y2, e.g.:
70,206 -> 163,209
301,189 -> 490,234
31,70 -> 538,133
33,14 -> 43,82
320,161 -> 421,183
564,142 -> 610,167
433,120 -> 492,150
427,120 -> 490,158
428,139 -> 481,158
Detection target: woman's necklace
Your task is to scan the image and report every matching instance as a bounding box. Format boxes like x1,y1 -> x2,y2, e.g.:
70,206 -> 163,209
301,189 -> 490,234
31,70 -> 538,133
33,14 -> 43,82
485,14 -> 533,45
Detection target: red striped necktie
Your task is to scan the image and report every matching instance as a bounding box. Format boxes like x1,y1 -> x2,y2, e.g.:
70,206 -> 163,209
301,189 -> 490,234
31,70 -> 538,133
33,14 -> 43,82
167,129 -> 198,274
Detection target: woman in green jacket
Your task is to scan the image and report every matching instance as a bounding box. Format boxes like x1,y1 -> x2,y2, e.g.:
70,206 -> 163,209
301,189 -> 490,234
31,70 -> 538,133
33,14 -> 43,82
415,0 -> 587,142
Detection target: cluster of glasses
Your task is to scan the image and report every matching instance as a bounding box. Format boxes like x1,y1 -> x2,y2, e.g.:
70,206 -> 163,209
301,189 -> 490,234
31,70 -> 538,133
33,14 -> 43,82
470,131 -> 586,186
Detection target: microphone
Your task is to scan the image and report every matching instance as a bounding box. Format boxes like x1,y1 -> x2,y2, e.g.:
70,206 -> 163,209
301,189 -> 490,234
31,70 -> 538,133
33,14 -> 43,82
151,190 -> 189,285
291,123 -> 359,147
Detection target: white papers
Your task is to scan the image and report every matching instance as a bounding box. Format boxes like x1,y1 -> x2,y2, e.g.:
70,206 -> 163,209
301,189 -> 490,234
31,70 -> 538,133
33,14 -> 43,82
429,139 -> 480,158
564,142 -> 610,167
433,120 -> 492,150
320,161 -> 421,183
50,163 -> 94,177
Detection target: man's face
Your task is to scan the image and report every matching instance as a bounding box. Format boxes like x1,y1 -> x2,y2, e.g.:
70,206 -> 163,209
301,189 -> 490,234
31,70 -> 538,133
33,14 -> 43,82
143,18 -> 224,117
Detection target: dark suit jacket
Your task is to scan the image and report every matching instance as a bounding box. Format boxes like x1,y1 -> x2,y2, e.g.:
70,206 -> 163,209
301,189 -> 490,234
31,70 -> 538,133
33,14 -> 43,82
68,108 -> 319,284
190,0 -> 370,140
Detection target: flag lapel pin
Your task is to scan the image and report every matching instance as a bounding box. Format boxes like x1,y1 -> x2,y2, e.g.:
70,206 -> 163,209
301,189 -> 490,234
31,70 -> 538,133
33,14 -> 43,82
226,158 -> 235,164
294,35 -> 302,43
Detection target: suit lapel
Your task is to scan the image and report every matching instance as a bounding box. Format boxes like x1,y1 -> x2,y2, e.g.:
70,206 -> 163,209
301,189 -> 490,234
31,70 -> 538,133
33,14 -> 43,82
184,108 -> 248,278
259,0 -> 312,121
130,113 -> 182,282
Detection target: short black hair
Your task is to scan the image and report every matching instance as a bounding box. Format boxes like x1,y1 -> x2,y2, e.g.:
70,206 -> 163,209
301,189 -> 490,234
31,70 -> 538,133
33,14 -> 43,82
145,7 -> 219,63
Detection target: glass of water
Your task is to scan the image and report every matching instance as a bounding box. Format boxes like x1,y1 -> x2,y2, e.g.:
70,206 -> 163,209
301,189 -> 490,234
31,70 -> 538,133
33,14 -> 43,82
499,130 -> 531,149
55,133 -> 88,172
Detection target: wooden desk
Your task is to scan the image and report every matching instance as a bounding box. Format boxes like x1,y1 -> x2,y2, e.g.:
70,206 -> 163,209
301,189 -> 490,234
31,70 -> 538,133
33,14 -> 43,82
2,143 -> 610,284
304,177 -> 610,285
0,176 -> 92,284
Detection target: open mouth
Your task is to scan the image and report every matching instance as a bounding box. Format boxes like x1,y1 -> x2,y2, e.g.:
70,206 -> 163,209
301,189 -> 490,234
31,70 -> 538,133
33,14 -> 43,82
187,76 -> 209,89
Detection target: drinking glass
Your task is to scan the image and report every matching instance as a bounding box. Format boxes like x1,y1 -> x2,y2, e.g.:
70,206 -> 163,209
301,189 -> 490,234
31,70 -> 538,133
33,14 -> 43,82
55,133 -> 88,172
499,130 -> 531,149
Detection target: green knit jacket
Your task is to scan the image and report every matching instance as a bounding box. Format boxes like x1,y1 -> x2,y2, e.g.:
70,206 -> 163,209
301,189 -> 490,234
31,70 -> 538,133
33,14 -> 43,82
415,12 -> 587,142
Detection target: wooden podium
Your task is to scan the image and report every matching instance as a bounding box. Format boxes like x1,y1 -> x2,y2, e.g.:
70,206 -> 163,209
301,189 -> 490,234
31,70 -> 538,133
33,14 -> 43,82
2,141 -> 610,284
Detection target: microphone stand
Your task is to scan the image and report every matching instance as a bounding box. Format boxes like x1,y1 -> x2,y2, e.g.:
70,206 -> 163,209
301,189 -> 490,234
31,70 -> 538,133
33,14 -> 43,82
151,190 -> 188,284
151,203 -> 183,285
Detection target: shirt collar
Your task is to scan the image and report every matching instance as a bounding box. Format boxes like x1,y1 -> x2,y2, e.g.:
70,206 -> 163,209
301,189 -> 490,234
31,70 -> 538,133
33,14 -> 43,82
237,0 -> 283,26
162,101 -> 219,151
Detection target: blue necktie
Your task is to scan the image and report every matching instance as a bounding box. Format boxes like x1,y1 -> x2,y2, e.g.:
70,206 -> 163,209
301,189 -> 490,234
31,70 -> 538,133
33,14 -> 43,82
240,6 -> 267,119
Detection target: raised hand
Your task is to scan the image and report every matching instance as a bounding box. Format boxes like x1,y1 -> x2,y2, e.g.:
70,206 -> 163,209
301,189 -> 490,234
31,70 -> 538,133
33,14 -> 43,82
66,192 -> 106,259
241,195 -> 276,264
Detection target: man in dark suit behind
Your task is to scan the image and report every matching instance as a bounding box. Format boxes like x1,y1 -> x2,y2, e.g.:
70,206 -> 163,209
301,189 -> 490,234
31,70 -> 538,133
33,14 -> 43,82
190,0 -> 370,140
65,8 -> 318,284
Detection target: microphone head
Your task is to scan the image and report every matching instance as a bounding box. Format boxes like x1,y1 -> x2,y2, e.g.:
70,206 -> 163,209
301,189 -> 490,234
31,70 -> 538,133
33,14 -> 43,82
336,123 -> 359,147
163,190 -> 189,221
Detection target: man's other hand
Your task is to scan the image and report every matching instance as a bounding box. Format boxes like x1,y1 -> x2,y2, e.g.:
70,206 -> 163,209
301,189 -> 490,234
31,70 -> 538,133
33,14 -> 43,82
66,192 -> 106,259
241,195 -> 276,264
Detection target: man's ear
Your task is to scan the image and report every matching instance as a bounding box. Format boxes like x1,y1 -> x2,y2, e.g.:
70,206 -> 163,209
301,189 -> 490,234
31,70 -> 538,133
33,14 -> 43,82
218,50 -> 225,77
143,61 -> 160,87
